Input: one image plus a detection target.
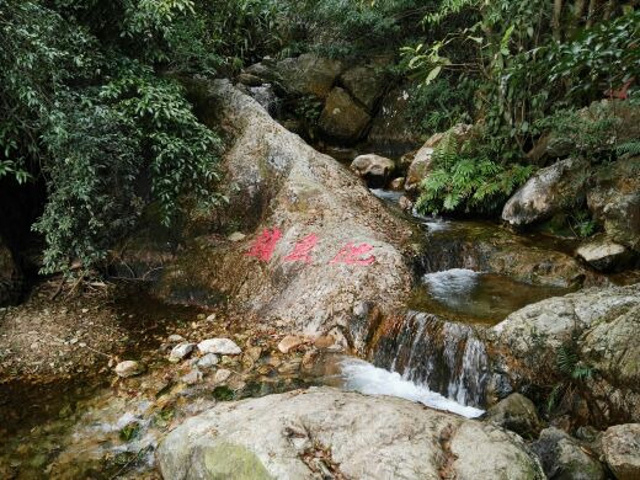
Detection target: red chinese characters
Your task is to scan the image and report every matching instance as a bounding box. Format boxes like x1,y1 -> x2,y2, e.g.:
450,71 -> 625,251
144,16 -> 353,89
284,234 -> 318,264
245,228 -> 282,262
329,242 -> 376,266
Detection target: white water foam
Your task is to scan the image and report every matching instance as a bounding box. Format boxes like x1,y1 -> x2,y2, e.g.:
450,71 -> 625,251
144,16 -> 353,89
339,358 -> 484,418
422,268 -> 480,305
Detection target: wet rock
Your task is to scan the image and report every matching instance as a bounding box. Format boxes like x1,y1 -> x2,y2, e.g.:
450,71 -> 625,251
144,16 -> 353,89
157,388 -> 544,480
576,238 -> 633,272
198,338 -> 242,356
318,87 -> 371,143
406,146 -> 434,192
390,177 -> 405,191
350,154 -> 395,187
340,65 -> 387,112
0,237 -> 22,307
213,368 -> 232,384
277,335 -> 306,354
502,158 -> 590,227
483,393 -> 542,439
603,423 -> 640,480
313,335 -> 336,350
246,84 -> 279,116
114,360 -> 144,378
276,54 -> 344,99
399,196 -> 413,211
161,79 -> 412,339
197,353 -> 219,370
169,342 -> 195,363
532,427 -> 605,480
587,156 -> 640,252
237,73 -> 263,87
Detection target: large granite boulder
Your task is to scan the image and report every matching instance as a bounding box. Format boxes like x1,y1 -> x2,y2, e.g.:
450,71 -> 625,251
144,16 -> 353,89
350,154 -> 395,187
483,393 -> 542,439
489,283 -> 640,424
587,156 -> 640,252
340,65 -> 388,112
502,158 -> 590,227
154,80 -> 413,341
276,54 -> 344,100
318,87 -> 371,143
157,388 -> 545,480
602,423 -> 640,480
0,237 -> 21,307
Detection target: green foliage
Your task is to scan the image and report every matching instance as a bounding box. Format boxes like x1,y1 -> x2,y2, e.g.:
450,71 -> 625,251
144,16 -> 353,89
416,137 -> 535,216
406,77 -> 476,136
616,140 -> 640,158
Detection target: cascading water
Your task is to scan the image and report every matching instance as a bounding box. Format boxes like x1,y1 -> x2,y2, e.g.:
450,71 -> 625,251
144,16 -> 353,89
371,311 -> 490,408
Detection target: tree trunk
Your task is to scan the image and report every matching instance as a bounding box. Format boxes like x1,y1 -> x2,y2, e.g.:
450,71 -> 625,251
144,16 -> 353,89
553,0 -> 564,41
586,0 -> 600,28
604,0 -> 617,20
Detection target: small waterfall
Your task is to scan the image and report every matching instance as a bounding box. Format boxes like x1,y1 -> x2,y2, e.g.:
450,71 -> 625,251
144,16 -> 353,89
371,311 -> 490,408
247,84 -> 279,116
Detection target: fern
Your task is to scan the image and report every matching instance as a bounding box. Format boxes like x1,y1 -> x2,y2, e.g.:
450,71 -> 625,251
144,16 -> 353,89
616,140 -> 640,157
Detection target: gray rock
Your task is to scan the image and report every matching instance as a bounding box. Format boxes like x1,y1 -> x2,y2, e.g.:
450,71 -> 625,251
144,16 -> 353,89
167,334 -> 186,344
350,154 -> 395,186
276,54 -> 343,99
169,342 -> 195,363
587,156 -> 640,252
340,65 -> 387,112
114,360 -> 145,378
532,427 -> 605,480
213,368 -> 232,384
198,338 -> 242,356
197,353 -> 219,369
157,388 -> 544,480
228,232 -> 246,242
181,368 -> 203,385
237,73 -> 263,87
576,238 -> 632,272
502,158 -> 590,227
483,393 -> 542,439
318,87 -> 371,143
603,423 -> 640,480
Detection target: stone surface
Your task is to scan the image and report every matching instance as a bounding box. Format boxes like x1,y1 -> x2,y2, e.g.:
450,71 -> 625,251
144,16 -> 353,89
483,393 -> 542,439
532,427 -> 605,480
181,369 -> 203,385
603,423 -> 640,480
157,388 -> 544,480
576,238 -> 633,272
276,54 -> 344,99
213,368 -> 232,384
198,338 -> 242,356
367,87 -> 422,147
587,156 -> 640,252
502,158 -> 590,227
318,87 -> 371,143
159,79 -> 413,340
350,154 -> 395,186
228,232 -> 246,242
197,353 -> 219,369
490,283 -> 640,423
114,360 -> 145,378
340,65 -> 387,112
169,342 -> 195,363
277,335 -> 306,354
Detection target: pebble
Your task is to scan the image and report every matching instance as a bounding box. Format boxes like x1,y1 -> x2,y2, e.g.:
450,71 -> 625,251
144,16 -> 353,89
169,342 -> 195,363
197,353 -> 219,369
167,334 -> 186,343
228,232 -> 246,242
181,369 -> 203,385
314,335 -> 336,349
115,360 -> 144,378
213,368 -> 232,384
198,338 -> 242,355
278,335 -> 306,354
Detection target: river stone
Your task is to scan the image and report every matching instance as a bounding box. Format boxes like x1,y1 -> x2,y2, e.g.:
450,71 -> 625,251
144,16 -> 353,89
490,283 -> 640,423
575,238 -> 633,272
350,154 -> 395,187
587,156 -> 640,252
198,338 -> 242,356
483,393 -> 542,439
213,368 -> 232,384
277,335 -> 305,354
532,427 -> 605,480
181,368 -> 203,385
340,65 -> 387,112
159,79 -> 413,341
602,423 -> 640,480
197,353 -> 219,369
318,87 -> 371,143
502,157 -> 590,227
114,360 -> 145,378
157,387 -> 544,480
169,342 -> 195,363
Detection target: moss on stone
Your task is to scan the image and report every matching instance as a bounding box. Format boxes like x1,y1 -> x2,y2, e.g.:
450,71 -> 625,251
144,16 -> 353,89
203,442 -> 273,480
